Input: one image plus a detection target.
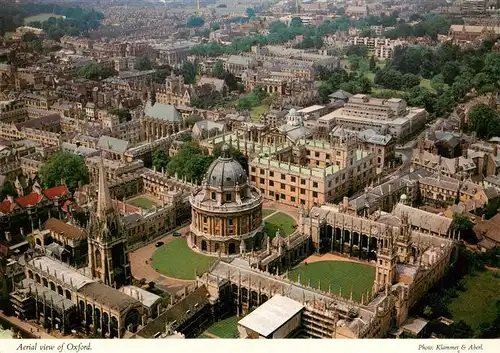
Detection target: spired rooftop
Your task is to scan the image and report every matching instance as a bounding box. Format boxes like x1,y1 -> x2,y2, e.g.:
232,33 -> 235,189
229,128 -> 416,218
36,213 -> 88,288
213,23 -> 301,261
189,144 -> 264,256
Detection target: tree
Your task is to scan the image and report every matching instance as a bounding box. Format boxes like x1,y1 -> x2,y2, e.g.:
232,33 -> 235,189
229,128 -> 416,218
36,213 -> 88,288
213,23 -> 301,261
186,114 -> 202,127
108,108 -> 132,122
211,23 -> 220,31
290,17 -> 303,28
246,8 -> 256,18
346,44 -> 368,58
369,56 -> 377,71
212,61 -> 225,79
181,60 -> 197,84
349,56 -> 361,71
21,32 -> 38,42
483,52 -> 500,82
77,63 -> 116,81
0,181 -> 17,200
135,56 -> 154,71
318,83 -> 333,103
152,150 -> 169,172
401,73 -> 421,89
39,152 -> 89,191
224,72 -> 238,91
468,104 -> 500,139
166,142 -> 213,184
152,67 -> 172,84
213,144 -> 248,172
186,17 -> 205,28
449,321 -> 474,338
441,61 -> 460,86
374,68 -> 403,90
452,213 -> 476,243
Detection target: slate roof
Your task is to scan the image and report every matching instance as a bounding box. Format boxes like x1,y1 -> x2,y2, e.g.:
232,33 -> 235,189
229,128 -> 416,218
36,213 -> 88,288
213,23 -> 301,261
144,102 -> 181,122
136,285 -> 210,338
19,278 -> 75,312
392,203 -> 452,235
97,135 -> 130,154
329,90 -> 353,100
28,256 -> 94,290
78,282 -> 141,312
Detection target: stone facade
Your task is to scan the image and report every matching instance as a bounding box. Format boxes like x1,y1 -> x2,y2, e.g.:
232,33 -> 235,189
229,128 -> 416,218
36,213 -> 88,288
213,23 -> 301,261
189,145 -> 264,256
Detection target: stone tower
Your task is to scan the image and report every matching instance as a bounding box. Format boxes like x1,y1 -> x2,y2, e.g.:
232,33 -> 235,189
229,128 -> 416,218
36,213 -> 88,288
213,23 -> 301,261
396,212 -> 413,263
87,157 -> 130,288
374,226 -> 397,292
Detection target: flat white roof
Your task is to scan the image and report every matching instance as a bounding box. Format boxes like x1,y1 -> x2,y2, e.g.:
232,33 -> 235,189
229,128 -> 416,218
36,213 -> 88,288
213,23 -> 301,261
119,285 -> 161,308
298,105 -> 325,114
237,295 -> 304,337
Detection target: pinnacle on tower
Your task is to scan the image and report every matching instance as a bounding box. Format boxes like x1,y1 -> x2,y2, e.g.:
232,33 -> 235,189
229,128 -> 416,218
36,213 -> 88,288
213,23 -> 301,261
97,154 -> 113,219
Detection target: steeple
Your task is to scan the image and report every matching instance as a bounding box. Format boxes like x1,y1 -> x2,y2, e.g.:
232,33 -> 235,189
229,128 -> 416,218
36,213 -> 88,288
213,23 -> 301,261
97,155 -> 112,219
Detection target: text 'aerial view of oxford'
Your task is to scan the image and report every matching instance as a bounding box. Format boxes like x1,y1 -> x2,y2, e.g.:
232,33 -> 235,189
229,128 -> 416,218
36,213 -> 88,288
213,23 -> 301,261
0,0 -> 499,341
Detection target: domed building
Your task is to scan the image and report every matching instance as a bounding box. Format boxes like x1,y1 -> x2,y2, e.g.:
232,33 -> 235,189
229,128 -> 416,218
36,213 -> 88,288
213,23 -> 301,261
189,145 -> 264,256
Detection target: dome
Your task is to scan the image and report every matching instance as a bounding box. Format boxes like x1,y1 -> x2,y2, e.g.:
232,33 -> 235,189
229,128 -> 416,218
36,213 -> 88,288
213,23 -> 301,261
288,108 -> 297,116
400,194 -> 408,201
204,144 -> 247,189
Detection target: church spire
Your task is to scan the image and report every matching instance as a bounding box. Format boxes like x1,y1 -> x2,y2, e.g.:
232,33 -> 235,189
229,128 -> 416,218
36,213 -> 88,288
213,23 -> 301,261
97,155 -> 112,219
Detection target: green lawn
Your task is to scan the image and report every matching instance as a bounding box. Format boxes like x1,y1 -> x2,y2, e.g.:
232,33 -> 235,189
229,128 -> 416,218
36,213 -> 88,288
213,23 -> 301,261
448,270 -> 500,330
152,238 -> 215,280
198,333 -> 213,338
251,104 -> 269,121
262,208 -> 276,218
25,13 -> 64,23
419,78 -> 436,93
289,261 -> 375,302
364,71 -> 375,83
264,212 -> 296,238
127,197 -> 158,210
204,315 -> 240,338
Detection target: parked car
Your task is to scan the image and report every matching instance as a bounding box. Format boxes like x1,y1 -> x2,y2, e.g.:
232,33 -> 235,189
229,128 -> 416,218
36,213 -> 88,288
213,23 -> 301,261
173,232 -> 182,237
155,241 -> 164,247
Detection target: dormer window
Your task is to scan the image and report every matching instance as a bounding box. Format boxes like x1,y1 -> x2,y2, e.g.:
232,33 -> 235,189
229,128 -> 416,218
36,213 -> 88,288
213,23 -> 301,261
211,192 -> 216,200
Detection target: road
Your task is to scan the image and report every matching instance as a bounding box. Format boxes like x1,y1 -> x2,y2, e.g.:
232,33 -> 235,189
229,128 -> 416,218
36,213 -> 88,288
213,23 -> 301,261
128,224 -> 194,295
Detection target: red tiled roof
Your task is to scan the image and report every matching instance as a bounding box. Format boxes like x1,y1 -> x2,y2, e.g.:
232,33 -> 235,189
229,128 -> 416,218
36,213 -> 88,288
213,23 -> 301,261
44,218 -> 85,241
62,200 -> 80,213
15,192 -> 43,207
0,200 -> 15,214
43,185 -> 70,200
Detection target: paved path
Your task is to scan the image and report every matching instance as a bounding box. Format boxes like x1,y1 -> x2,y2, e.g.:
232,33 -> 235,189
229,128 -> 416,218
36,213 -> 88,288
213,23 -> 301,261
0,312 -> 56,339
128,224 -> 194,292
202,331 -> 220,338
263,210 -> 278,220
262,201 -> 299,223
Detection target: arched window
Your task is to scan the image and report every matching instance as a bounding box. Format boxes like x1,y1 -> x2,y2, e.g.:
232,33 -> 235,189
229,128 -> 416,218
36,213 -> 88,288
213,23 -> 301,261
35,274 -> 41,283
201,240 -> 207,252
65,290 -> 72,300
